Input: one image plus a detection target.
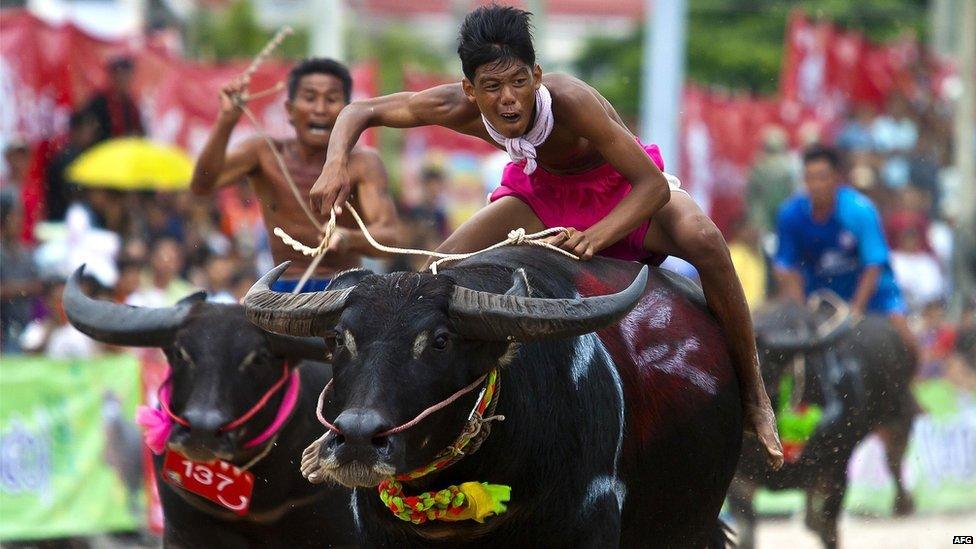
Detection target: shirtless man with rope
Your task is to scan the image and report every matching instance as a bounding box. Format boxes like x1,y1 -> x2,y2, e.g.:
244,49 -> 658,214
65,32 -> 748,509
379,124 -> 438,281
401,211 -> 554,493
191,58 -> 400,292
308,7 -> 784,467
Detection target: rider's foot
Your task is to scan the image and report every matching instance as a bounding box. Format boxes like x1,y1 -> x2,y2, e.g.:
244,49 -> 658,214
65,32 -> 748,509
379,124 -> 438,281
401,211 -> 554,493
744,399 -> 784,470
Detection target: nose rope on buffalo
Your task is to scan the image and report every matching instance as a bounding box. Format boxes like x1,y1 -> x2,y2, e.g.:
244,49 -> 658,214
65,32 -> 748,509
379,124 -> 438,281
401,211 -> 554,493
137,362 -> 299,471
308,368 -> 510,524
314,371 -> 492,438
232,29 -> 581,288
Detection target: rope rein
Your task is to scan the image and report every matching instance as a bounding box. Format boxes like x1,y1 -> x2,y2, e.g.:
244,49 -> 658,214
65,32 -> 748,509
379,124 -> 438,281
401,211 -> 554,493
275,203 -> 579,274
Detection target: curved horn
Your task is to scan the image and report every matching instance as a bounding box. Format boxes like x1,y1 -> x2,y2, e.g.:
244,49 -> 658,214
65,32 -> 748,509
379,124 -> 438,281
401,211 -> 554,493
243,263 -> 353,337
449,266 -> 649,342
757,300 -> 851,353
266,333 -> 331,362
62,266 -> 189,347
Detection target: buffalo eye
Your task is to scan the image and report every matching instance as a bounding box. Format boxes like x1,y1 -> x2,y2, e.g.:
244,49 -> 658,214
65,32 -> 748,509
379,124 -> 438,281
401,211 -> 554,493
431,330 -> 450,351
176,346 -> 193,365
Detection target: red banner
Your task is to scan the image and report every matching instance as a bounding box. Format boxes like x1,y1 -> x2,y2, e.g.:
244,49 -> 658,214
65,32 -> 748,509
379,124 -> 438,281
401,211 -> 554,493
0,10 -> 376,154
0,10 -> 376,239
678,11 -> 952,235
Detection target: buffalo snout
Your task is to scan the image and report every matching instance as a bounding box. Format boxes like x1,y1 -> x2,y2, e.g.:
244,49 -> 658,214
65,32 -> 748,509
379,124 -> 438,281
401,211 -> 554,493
330,408 -> 394,461
168,409 -> 236,462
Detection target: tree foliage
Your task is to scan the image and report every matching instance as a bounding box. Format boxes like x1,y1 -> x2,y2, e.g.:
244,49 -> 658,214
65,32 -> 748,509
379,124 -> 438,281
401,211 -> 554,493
186,0 -> 310,62
574,0 -> 929,118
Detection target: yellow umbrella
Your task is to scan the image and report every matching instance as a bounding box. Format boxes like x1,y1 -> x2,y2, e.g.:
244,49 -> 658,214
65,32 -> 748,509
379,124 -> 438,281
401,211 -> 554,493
66,137 -> 194,191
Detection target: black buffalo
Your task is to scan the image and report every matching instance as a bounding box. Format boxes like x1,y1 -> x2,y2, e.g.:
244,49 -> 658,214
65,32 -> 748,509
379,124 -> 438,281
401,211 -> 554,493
244,247 -> 742,548
730,297 -> 916,549
62,268 -> 355,548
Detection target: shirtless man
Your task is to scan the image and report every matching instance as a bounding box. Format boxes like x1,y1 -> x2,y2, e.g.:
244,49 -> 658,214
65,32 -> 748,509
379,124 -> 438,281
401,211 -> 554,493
309,6 -> 783,467
191,58 -> 399,292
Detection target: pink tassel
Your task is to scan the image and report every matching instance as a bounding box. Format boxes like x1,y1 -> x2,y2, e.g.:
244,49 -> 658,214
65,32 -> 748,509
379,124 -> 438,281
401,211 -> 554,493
136,405 -> 173,455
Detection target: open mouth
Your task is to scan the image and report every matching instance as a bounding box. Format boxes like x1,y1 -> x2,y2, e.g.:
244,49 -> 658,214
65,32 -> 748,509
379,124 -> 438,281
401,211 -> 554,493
498,112 -> 521,124
308,122 -> 331,136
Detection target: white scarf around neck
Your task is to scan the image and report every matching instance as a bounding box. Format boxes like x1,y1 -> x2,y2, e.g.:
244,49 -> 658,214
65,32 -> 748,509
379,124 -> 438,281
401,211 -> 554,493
482,84 -> 553,174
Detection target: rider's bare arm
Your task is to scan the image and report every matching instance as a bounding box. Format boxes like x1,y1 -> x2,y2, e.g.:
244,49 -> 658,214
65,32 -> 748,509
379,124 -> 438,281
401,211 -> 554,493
311,85 -> 478,215
775,268 -> 806,303
334,147 -> 402,256
558,83 -> 670,257
191,77 -> 263,196
190,134 -> 263,196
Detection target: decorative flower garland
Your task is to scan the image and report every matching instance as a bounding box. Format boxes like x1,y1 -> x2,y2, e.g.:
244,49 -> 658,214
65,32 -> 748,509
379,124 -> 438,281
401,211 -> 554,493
378,480 -> 510,524
376,368 -> 510,524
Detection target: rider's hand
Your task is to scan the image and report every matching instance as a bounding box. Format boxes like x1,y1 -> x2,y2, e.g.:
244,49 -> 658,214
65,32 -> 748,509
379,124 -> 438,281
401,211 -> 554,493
546,227 -> 596,260
310,160 -> 352,217
325,227 -> 351,255
218,76 -> 250,123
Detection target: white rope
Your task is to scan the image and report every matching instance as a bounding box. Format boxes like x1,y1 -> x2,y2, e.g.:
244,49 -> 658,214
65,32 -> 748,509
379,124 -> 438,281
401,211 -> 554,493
242,27 -> 293,82
274,201 -> 579,275
239,105 -> 324,233
229,27 -> 326,293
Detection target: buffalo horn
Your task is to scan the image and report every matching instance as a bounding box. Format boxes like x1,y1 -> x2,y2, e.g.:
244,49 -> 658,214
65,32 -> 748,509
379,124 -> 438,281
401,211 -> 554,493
267,333 -> 331,361
243,262 -> 352,337
62,265 -> 189,347
448,266 -> 649,342
758,303 -> 851,353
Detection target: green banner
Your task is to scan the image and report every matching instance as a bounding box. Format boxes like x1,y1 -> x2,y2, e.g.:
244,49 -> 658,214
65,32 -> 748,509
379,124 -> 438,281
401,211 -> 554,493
0,353 -> 144,541
755,380 -> 976,515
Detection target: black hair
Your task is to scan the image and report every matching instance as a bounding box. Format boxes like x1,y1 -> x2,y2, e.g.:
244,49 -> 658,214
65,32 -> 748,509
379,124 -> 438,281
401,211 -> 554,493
802,144 -> 841,171
457,5 -> 535,81
287,58 -> 353,102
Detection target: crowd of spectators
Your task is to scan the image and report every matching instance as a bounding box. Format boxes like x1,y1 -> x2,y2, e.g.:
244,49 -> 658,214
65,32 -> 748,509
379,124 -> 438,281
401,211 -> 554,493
735,89 -> 974,383
0,58 -> 971,382
0,57 -> 454,358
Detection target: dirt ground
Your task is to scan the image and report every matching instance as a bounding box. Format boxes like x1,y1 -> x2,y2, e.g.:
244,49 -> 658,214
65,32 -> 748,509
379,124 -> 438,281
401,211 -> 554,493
749,512 -> 976,548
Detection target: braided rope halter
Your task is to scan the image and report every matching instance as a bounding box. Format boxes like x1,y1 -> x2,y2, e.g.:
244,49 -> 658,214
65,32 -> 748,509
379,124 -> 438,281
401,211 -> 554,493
309,368 -> 507,524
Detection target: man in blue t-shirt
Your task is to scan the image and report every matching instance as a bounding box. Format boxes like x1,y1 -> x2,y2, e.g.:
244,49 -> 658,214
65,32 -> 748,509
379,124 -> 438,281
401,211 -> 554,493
774,145 -> 914,349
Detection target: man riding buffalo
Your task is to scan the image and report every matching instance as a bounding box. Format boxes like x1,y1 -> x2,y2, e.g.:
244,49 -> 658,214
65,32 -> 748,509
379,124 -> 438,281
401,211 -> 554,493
307,5 -> 783,467
244,247 -> 742,547
728,144 -> 920,548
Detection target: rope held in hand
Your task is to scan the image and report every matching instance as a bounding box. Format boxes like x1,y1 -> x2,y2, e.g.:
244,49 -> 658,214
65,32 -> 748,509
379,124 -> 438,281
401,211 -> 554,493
274,202 -> 579,274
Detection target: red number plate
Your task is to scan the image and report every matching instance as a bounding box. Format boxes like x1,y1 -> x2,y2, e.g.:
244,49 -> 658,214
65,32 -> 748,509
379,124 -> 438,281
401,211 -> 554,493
162,450 -> 255,516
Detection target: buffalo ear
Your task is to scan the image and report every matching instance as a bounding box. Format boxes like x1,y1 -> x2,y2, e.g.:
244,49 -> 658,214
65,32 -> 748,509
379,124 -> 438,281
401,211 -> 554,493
326,268 -> 374,291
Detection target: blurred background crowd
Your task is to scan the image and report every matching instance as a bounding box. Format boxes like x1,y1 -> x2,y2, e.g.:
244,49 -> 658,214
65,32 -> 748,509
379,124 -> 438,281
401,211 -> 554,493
1,15 -> 970,381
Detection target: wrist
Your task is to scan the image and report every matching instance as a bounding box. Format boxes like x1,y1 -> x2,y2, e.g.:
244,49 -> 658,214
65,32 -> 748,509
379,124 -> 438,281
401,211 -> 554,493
217,111 -> 242,126
326,154 -> 350,169
583,227 -> 610,252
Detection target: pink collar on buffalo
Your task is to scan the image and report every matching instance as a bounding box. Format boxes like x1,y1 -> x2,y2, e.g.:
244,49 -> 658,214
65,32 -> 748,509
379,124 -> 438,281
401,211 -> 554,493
136,365 -> 301,455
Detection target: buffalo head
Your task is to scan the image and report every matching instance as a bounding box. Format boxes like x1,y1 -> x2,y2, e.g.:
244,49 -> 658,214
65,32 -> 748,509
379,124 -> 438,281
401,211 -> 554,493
63,266 -> 329,462
755,292 -> 852,358
242,262 -> 647,487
